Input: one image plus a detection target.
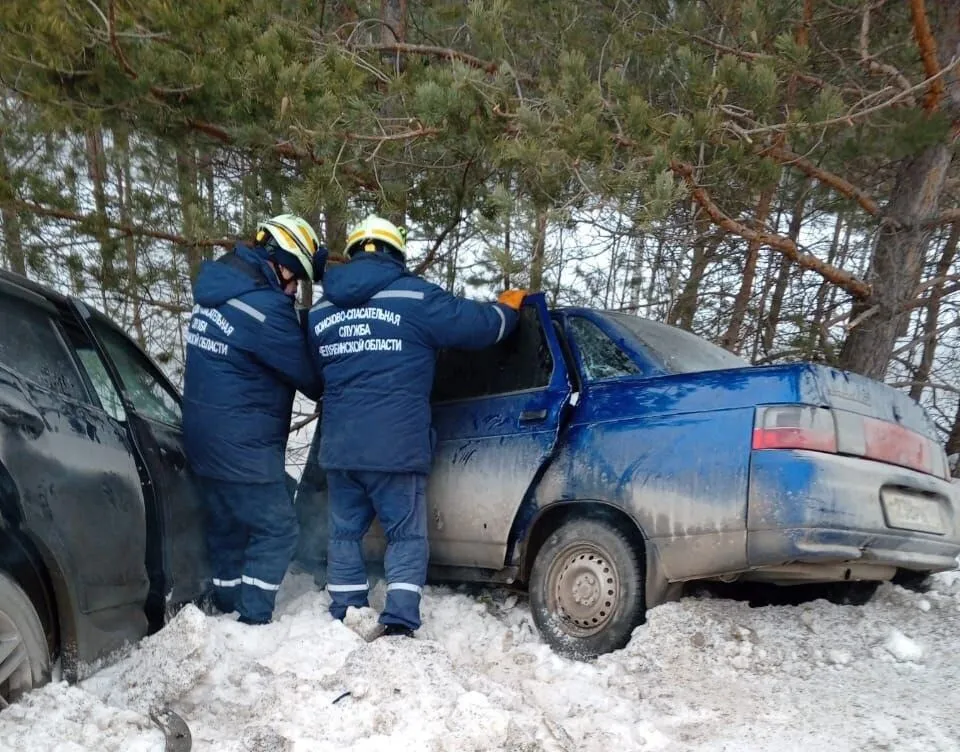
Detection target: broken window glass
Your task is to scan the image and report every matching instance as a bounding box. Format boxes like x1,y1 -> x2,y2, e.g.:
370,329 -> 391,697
432,306 -> 554,402
0,292 -> 88,397
567,316 -> 641,382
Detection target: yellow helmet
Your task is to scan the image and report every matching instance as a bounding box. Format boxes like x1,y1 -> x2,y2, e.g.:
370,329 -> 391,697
256,213 -> 322,282
345,214 -> 407,260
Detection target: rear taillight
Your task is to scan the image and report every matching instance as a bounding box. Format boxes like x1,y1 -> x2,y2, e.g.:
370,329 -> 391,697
860,415 -> 941,477
754,404 -> 950,478
752,406 -> 837,453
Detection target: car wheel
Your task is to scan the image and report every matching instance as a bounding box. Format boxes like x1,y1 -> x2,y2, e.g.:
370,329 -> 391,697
529,517 -> 645,659
0,572 -> 50,706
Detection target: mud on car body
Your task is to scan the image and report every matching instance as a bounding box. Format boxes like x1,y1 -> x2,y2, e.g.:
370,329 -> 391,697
0,270 -> 209,703
296,293 -> 960,658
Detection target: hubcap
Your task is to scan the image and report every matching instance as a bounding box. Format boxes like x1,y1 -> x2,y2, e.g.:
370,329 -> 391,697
0,610 -> 32,707
549,544 -> 620,637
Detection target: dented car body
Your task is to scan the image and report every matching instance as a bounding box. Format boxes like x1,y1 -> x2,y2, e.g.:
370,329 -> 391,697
0,270 -> 209,698
296,293 -> 960,655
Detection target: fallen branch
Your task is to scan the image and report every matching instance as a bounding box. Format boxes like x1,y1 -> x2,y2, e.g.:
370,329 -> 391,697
670,161 -> 873,299
5,199 -> 236,247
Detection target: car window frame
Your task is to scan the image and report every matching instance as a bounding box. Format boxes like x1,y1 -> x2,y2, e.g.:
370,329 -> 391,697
78,305 -> 184,429
430,305 -> 559,406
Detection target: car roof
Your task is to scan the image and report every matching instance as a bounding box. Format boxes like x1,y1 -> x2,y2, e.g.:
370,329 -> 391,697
0,267 -> 71,309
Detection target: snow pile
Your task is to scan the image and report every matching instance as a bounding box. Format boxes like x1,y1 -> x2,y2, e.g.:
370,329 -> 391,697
0,570 -> 958,751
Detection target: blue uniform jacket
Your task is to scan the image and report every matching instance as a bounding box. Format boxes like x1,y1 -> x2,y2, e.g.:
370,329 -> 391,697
182,244 -> 322,483
307,253 -> 518,474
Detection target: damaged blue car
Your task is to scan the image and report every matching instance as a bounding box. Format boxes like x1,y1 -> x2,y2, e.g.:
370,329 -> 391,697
295,292 -> 960,657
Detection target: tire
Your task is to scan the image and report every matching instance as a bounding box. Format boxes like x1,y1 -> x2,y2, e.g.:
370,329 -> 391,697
0,572 -> 51,706
529,517 -> 645,659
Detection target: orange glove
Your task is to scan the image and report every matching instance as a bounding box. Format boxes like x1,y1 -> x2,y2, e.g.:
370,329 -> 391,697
498,289 -> 527,311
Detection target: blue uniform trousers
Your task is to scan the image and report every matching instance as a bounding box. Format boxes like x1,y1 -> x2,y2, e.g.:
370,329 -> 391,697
325,470 -> 428,630
198,476 -> 298,624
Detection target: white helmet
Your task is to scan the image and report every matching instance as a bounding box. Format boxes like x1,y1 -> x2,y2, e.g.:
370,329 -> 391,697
345,214 -> 407,260
256,213 -> 323,281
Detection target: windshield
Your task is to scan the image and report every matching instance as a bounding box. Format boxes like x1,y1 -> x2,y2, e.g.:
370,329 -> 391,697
603,312 -> 748,374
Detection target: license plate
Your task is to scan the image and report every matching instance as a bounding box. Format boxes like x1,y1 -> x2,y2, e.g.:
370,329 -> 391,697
881,490 -> 946,535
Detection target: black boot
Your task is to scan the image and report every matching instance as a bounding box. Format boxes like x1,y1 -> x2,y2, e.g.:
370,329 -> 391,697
381,624 -> 414,638
238,615 -> 271,626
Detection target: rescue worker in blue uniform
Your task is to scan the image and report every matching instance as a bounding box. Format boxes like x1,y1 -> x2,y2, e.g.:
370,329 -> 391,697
307,214 -> 526,637
182,214 -> 327,625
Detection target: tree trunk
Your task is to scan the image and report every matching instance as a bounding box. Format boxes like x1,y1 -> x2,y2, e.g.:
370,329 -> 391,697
530,207 -> 548,293
176,144 -> 203,281
669,226 -> 723,329
503,213 -> 512,290
627,230 -> 645,312
839,142 -> 953,379
808,212 -> 846,357
819,215 -> 852,355
722,185 -> 776,352
0,136 -> 25,276
761,185 -> 808,356
947,399 -> 960,476
376,0 -> 408,225
445,223 -> 460,293
910,222 -> 960,401
113,127 -> 144,347
85,128 -> 115,312
645,232 -> 665,310
324,195 -> 348,259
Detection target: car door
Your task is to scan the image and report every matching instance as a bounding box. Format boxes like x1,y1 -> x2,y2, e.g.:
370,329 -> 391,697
292,294 -> 573,576
67,300 -> 210,626
425,293 -> 573,569
0,281 -> 149,626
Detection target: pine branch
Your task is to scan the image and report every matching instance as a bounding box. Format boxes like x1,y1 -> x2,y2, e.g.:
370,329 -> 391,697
859,1 -> 917,106
909,0 -> 944,113
761,144 -> 884,217
5,199 -> 235,247
187,119 -> 309,161
669,161 -> 872,300
354,43 -> 500,74
683,33 -> 852,94
344,125 -> 441,142
104,0 -> 200,100
739,57 -> 960,136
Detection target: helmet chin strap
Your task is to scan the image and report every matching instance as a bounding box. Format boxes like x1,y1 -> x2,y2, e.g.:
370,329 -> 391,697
267,258 -> 299,297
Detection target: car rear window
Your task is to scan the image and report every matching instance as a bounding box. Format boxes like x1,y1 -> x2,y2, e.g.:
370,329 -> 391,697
603,313 -> 747,374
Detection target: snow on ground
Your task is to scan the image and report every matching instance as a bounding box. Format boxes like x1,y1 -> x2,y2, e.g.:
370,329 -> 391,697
1,570 -> 959,752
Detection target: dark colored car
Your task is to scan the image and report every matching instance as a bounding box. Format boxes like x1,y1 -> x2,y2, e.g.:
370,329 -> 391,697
0,270 -> 208,704
295,293 -> 960,658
